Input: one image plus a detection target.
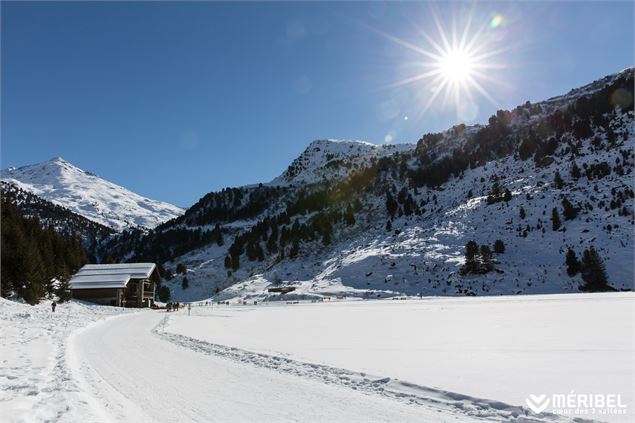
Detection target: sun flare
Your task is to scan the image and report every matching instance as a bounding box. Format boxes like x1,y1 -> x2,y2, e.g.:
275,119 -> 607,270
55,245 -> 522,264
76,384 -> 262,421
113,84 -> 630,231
438,49 -> 474,83
376,9 -> 508,121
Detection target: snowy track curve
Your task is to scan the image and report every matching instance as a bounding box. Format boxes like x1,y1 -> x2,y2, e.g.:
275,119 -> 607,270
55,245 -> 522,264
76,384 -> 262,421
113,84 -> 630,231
67,310 -> 575,423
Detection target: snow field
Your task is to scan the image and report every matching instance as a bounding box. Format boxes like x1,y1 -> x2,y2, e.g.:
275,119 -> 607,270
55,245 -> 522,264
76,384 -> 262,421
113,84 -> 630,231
166,292 -> 635,423
0,299 -> 133,422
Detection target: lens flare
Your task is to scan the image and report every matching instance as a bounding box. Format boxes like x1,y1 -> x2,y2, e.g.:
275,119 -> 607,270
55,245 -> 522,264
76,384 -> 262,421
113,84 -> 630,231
374,8 -> 508,121
489,15 -> 503,29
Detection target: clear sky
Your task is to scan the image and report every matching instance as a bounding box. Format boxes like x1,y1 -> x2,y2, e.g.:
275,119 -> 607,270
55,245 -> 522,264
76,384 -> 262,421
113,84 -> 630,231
2,1 -> 633,207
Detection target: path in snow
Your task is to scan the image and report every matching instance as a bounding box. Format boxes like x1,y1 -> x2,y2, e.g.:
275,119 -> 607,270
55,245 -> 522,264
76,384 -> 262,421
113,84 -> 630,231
71,310 -> 518,423
155,317 -> 563,422
166,293 -> 634,423
0,299 -> 133,423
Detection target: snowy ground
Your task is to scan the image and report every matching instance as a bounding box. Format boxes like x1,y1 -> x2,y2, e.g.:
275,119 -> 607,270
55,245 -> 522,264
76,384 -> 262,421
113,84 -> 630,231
0,298 -> 133,423
166,293 -> 634,423
1,293 -> 632,422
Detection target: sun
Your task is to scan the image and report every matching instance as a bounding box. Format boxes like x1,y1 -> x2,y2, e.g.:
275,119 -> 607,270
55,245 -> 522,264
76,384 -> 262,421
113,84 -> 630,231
374,10 -> 508,121
438,49 -> 474,83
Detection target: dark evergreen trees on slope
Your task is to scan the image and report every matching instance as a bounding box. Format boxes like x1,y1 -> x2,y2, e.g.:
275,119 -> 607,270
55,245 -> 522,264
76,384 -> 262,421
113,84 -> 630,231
579,247 -> 613,292
551,208 -> 561,231
503,189 -> 513,202
56,277 -> 72,302
493,240 -> 505,254
554,170 -> 564,189
565,248 -> 580,276
214,223 -> 224,246
486,180 -> 503,204
182,276 -> 189,289
0,181 -> 113,251
479,245 -> 493,270
157,285 -> 170,302
460,241 -> 480,275
386,192 -> 398,218
97,70 -> 634,283
571,161 -> 581,179
562,198 -> 578,220
1,199 -> 87,304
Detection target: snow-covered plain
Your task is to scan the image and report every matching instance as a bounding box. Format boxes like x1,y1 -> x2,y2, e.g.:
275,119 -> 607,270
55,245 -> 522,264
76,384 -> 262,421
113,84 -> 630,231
166,293 -> 634,423
1,293 -> 632,422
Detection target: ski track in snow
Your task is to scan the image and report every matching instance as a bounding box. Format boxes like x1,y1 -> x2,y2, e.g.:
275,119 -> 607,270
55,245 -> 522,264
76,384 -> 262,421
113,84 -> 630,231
70,311 -> 495,423
153,315 -> 572,423
1,297 -> 616,423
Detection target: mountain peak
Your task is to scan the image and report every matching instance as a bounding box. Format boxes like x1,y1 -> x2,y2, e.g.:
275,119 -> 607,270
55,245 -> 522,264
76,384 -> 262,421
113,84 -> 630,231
1,158 -> 183,231
270,138 -> 414,186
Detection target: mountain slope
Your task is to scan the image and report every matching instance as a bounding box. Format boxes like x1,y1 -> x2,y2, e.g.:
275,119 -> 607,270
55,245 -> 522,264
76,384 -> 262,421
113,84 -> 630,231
106,68 -> 634,302
1,180 -> 114,243
270,139 -> 414,186
1,157 -> 183,231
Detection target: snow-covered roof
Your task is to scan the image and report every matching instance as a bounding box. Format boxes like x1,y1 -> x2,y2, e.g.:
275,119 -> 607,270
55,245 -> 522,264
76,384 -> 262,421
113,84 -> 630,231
70,263 -> 156,290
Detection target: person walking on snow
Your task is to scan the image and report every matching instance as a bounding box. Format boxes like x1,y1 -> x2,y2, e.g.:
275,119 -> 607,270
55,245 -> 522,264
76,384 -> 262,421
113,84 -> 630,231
188,303 -> 191,316
51,301 -> 57,312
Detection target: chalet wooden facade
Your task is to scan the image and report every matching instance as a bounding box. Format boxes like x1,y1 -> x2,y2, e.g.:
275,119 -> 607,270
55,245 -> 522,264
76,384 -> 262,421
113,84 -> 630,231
69,263 -> 159,307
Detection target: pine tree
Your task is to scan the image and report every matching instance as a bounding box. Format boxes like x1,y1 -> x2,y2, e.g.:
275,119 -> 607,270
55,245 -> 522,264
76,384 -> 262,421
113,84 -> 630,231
344,205 -> 356,225
23,248 -> 47,304
176,263 -> 187,274
266,235 -> 278,254
493,239 -> 505,254
554,170 -> 564,189
322,231 -> 331,246
231,254 -> 240,271
480,245 -> 493,269
503,189 -> 512,202
385,192 -> 398,218
571,161 -> 581,179
565,248 -> 580,276
157,286 -> 170,302
289,239 -> 300,258
465,241 -> 479,262
519,206 -> 526,219
461,241 -> 480,274
579,248 -> 612,292
216,225 -> 224,246
386,220 -> 392,232
486,180 -> 503,204
562,198 -> 578,220
551,207 -> 561,231
182,276 -> 189,289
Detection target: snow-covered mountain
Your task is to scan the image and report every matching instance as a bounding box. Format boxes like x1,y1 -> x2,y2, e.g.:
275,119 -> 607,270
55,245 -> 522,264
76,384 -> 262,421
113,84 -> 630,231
1,157 -> 183,231
1,180 -> 114,243
270,139 -> 414,186
97,68 -> 635,302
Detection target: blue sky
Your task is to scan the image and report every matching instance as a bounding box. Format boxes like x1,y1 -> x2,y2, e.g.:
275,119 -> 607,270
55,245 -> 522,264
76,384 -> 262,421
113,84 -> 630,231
2,1 -> 633,207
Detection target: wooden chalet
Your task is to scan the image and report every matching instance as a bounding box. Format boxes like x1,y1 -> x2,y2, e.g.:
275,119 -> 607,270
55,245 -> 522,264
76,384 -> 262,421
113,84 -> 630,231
69,263 -> 159,307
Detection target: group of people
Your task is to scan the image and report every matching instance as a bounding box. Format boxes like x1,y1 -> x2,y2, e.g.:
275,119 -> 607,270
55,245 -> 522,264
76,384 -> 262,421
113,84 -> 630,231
166,302 -> 181,312
166,302 -> 192,315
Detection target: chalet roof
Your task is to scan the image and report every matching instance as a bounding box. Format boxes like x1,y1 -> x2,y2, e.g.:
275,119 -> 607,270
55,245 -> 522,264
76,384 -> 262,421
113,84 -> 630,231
70,263 -> 156,290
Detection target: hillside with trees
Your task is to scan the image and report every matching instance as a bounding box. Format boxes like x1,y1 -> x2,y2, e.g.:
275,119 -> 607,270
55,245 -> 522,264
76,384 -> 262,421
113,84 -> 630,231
1,199 -> 88,304
89,68 -> 633,302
